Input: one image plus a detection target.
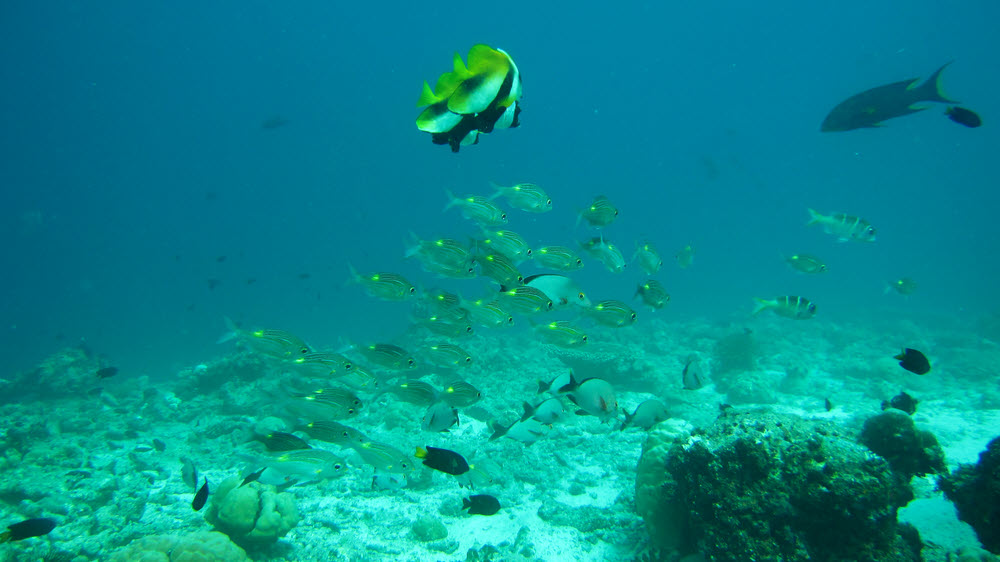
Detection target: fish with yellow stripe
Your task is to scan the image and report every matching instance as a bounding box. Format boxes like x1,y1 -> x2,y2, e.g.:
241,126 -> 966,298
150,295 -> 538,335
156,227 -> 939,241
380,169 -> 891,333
416,44 -> 522,152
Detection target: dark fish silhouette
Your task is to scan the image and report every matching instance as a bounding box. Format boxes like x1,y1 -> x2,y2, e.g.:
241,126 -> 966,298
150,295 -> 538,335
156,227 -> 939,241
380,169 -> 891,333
882,391 -> 918,415
240,467 -> 268,487
260,116 -> 288,130
152,439 -> 166,452
95,367 -> 118,379
821,63 -> 957,132
945,106 -> 982,128
462,494 -> 501,516
895,348 -> 931,375
415,446 -> 469,476
192,478 -> 209,511
1,517 -> 57,542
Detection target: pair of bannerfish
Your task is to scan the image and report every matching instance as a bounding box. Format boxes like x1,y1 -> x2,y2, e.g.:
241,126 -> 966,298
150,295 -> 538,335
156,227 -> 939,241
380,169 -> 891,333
416,45 -> 522,152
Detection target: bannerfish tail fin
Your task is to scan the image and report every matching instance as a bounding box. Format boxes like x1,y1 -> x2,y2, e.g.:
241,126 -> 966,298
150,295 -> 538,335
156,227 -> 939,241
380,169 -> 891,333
917,61 -> 959,104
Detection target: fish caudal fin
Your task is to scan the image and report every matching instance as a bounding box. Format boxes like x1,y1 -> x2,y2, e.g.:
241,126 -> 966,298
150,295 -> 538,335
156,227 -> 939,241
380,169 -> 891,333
751,298 -> 771,316
916,62 -> 959,104
806,208 -> 823,226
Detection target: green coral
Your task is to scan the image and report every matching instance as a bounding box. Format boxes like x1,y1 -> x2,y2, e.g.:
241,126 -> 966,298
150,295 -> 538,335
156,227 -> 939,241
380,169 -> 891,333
204,476 -> 299,545
108,531 -> 250,562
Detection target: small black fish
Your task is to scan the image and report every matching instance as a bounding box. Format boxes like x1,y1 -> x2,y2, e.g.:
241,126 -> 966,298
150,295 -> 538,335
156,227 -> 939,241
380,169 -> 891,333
297,273 -> 311,280
462,494 -> 501,516
882,391 -> 918,415
946,106 -> 982,128
1,517 -> 57,542
207,278 -> 221,290
415,446 -> 469,476
192,478 -> 209,511
152,439 -> 166,452
216,255 -> 227,263
240,467 -> 267,487
895,348 -> 931,375
824,398 -> 833,412
96,367 -> 118,379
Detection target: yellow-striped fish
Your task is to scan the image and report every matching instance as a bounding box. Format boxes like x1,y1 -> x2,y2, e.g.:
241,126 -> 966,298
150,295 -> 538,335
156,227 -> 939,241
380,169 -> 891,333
533,246 -> 584,271
578,195 -> 619,228
444,190 -> 507,226
635,280 -> 670,310
347,265 -> 417,301
589,300 -> 637,327
489,181 -> 552,213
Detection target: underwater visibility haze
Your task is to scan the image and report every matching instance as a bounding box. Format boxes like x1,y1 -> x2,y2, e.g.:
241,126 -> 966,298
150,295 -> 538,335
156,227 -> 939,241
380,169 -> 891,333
1,2 -> 999,561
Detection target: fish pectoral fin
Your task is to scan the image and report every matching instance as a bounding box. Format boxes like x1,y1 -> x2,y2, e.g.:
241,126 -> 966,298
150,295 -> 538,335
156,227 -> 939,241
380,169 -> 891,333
574,409 -> 590,416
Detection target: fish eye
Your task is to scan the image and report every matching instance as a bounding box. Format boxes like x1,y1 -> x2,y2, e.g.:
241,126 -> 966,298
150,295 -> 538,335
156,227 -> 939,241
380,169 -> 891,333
347,408 -> 356,415
578,292 -> 586,301
546,199 -> 552,206
506,316 -> 514,325
344,363 -> 353,370
465,357 -> 472,363
525,249 -> 532,256
334,464 -> 342,470
808,304 -> 816,313
408,359 -> 416,367
501,213 -> 507,220
582,335 -> 588,342
575,259 -> 582,266
409,287 -> 416,294
465,326 -> 473,333
630,313 -> 637,320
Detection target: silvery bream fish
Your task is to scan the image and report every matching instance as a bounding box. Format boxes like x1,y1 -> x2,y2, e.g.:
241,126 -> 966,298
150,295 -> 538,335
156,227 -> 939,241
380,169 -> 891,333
635,280 -> 670,310
533,246 -> 584,271
633,241 -> 663,274
589,300 -> 638,327
752,296 -> 816,320
520,397 -> 564,424
489,181 -> 552,213
820,62 -> 956,132
523,274 -> 590,307
558,374 -> 618,422
423,401 -> 460,432
807,209 -> 876,242
347,264 -> 417,301
580,237 -> 626,273
621,399 -> 669,430
578,195 -> 619,228
785,254 -> 827,274
444,189 -> 508,226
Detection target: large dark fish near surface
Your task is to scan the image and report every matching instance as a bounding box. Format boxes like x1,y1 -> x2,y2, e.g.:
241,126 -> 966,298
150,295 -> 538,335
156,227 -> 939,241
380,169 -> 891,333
821,63 -> 957,132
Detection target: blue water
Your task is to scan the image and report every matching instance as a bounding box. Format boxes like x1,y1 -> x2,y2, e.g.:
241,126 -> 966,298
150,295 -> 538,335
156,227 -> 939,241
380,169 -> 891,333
1,2 -> 998,380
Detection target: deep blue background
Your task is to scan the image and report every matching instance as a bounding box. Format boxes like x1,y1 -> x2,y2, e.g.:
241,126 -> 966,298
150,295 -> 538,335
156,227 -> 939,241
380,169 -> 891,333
1,2 -> 997,378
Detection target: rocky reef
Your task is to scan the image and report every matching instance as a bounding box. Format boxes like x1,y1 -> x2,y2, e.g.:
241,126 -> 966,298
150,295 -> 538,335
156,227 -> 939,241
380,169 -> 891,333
939,436 -> 1000,554
636,410 -> 922,561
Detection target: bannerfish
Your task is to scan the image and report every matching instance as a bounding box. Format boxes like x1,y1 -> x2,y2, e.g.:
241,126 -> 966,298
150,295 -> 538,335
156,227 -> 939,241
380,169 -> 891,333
192,478 -> 209,511
1,517 -> 57,542
821,62 -> 957,131
463,494 -> 501,516
807,209 -> 876,242
752,296 -> 816,320
945,106 -> 981,128
416,44 -> 522,152
415,446 -> 470,476
523,274 -> 590,307
895,348 -> 931,375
